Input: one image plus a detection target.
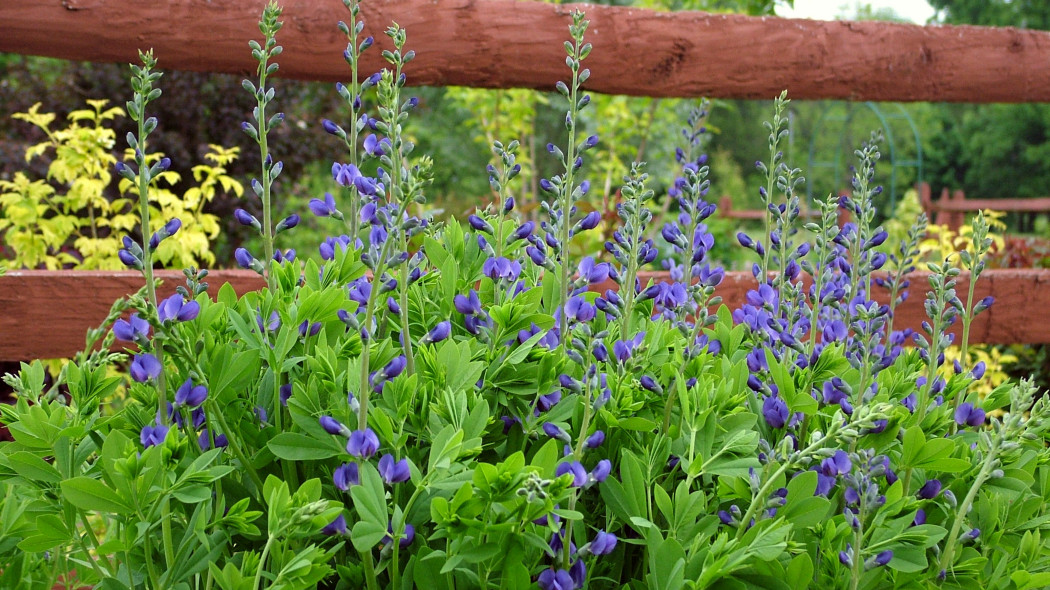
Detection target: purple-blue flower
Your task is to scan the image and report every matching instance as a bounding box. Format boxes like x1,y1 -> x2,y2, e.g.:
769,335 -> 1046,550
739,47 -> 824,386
954,402 -> 986,428
322,514 -> 349,536
578,211 -> 601,231
556,460 -> 588,487
454,290 -> 482,316
383,356 -> 407,380
234,247 -> 255,269
565,296 -> 597,323
543,422 -> 571,443
577,257 -> 610,284
346,428 -> 380,458
140,423 -> 168,448
197,429 -> 228,451
612,332 -> 645,363
538,569 -> 574,590
334,462 -> 360,491
130,353 -> 162,382
511,221 -> 534,242
468,214 -> 492,233
383,523 -> 415,548
874,550 -> 893,567
320,416 -> 345,435
158,294 -> 200,323
640,375 -> 662,394
585,430 -> 605,449
590,459 -> 612,483
174,378 -> 207,408
118,248 -> 140,268
762,395 -> 789,429
482,256 -> 522,282
309,192 -> 338,217
234,208 -> 258,227
363,134 -> 390,157
113,313 -> 150,342
378,454 -> 411,484
917,479 -> 942,500
423,321 -> 451,344
590,530 -> 617,555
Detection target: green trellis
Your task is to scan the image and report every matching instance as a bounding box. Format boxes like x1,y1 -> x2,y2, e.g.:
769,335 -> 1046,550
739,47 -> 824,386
805,101 -> 923,214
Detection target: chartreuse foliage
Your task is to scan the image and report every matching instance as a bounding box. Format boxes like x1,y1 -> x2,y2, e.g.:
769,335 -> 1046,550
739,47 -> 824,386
0,100 -> 241,269
3,2 -> 1050,590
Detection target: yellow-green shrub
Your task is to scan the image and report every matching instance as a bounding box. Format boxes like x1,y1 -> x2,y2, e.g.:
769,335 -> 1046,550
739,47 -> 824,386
0,100 -> 241,269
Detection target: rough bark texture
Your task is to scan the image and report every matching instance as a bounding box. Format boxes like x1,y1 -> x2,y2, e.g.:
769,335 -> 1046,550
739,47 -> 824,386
0,269 -> 1045,361
2,0 -> 1050,102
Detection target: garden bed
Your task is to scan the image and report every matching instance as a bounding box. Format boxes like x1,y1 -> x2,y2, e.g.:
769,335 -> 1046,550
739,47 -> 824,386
2,268 -> 1048,362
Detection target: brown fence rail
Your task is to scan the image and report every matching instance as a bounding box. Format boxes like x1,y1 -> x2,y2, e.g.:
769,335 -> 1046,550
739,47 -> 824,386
0,269 -> 1045,361
919,183 -> 1050,232
3,0 -> 1050,102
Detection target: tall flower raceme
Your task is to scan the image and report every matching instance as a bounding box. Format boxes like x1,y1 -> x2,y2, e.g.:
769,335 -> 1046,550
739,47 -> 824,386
603,163 -> 657,336
321,0 -> 378,242
877,210 -> 928,339
540,10 -> 600,343
947,212 -> 995,425
467,139 -> 531,323
732,92 -> 814,433
655,101 -> 724,357
236,1 -> 297,291
113,50 -> 180,423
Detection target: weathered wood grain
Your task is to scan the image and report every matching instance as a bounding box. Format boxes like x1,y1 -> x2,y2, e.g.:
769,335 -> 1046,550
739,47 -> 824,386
1,269 -> 1046,361
0,270 -> 266,361
2,0 -> 1050,102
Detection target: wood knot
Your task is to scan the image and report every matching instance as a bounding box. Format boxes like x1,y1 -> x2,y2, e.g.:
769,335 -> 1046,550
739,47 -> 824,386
651,38 -> 690,78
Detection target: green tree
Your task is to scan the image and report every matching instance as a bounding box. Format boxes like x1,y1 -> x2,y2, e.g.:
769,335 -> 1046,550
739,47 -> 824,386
928,0 -> 1050,29
923,0 -> 1050,209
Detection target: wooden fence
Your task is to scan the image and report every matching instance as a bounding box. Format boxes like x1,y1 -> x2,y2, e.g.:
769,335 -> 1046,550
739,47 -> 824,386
1,268 -> 1048,361
919,183 -> 1050,232
3,0 -> 1050,102
3,1 -> 1050,359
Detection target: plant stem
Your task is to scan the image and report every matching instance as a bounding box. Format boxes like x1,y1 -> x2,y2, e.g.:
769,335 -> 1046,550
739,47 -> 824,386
134,125 -> 168,425
161,497 -> 176,569
849,503 -> 866,590
253,535 -> 276,590
399,261 -> 415,375
211,409 -> 265,497
361,549 -> 380,590
735,423 -> 840,541
937,440 -> 997,580
358,236 -> 395,431
76,509 -> 114,574
140,514 -> 164,589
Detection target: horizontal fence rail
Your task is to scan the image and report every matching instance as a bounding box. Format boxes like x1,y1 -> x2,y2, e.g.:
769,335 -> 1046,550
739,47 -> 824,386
3,0 -> 1050,102
0,269 -> 1046,361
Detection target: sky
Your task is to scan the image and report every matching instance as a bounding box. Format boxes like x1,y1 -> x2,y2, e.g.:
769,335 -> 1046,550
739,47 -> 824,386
780,0 -> 937,25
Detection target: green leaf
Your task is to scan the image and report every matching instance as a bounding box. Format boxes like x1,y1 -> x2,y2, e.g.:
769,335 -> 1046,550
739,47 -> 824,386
350,464 -> 387,528
351,520 -> 388,553
61,477 -> 133,514
887,546 -> 927,572
782,472 -> 831,528
4,451 -> 61,483
618,417 -> 660,432
1012,571 -> 1050,590
784,553 -> 814,590
267,433 -> 343,461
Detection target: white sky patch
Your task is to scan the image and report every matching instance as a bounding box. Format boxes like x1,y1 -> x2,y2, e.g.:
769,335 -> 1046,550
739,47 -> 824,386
780,0 -> 937,25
